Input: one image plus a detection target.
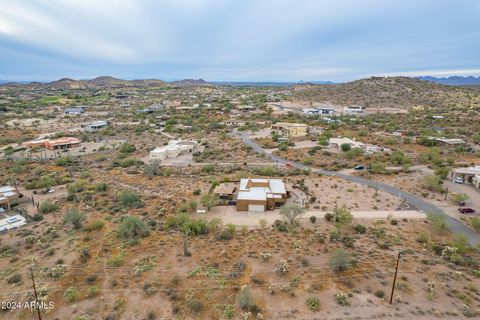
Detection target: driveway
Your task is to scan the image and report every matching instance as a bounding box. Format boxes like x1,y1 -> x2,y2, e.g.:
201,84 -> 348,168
232,130 -> 480,245
201,206 -> 424,227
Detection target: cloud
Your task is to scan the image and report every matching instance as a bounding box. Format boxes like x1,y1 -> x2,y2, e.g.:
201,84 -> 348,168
0,0 -> 479,81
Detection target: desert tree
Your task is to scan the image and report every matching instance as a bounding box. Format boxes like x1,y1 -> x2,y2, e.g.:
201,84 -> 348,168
280,202 -> 305,225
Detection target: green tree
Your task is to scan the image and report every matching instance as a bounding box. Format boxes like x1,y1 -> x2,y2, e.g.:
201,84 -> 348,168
329,248 -> 352,272
333,207 -> 353,226
280,202 -> 305,225
200,194 -> 220,211
451,193 -> 469,205
64,208 -> 85,229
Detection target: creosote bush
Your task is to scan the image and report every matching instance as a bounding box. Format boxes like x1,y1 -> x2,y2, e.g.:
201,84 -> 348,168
118,216 -> 150,240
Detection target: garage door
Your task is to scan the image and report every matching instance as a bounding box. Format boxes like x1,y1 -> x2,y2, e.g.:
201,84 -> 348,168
248,204 -> 265,212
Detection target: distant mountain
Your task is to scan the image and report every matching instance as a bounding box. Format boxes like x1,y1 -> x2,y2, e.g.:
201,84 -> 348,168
294,76 -> 480,110
170,79 -> 212,87
417,76 -> 480,86
0,76 -> 218,89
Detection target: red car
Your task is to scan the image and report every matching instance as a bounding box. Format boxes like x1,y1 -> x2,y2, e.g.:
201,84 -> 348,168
458,208 -> 476,214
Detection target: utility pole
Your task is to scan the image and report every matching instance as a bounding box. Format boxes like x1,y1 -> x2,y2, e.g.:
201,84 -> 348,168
444,187 -> 449,200
29,267 -> 42,320
389,252 -> 402,305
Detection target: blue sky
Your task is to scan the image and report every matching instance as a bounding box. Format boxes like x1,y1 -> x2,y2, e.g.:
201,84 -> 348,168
1,0 -> 479,82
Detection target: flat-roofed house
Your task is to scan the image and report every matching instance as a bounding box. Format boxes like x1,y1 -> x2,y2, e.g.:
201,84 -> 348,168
84,120 -> 108,132
271,122 -> 308,138
23,137 -> 81,150
0,186 -> 19,211
149,140 -> 197,161
64,106 -> 85,115
236,178 -> 287,212
329,137 -> 365,150
213,184 -> 237,200
452,166 -> 480,189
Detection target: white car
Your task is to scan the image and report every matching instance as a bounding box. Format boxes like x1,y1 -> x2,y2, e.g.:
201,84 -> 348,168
454,177 -> 464,184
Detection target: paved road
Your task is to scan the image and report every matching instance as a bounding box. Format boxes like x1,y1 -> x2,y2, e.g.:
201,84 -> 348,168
232,130 -> 480,245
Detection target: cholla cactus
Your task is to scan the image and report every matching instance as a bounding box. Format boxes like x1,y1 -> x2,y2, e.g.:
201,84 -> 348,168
134,256 -> 156,275
25,235 -> 36,244
259,252 -> 272,262
48,264 -> 67,279
276,259 -> 289,276
335,291 -> 350,306
441,246 -> 462,262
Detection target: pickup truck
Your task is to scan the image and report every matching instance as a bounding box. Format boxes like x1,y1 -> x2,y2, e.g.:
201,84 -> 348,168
458,208 -> 476,214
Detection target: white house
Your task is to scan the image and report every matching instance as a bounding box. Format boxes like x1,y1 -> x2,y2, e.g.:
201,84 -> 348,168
344,105 -> 366,114
149,140 -> 197,161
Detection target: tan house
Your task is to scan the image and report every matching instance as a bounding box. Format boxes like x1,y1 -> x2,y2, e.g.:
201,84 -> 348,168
0,186 -> 19,211
236,178 -> 287,212
271,122 -> 308,138
452,166 -> 480,189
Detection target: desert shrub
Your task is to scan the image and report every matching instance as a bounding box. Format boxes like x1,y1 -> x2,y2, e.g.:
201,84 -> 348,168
237,286 -> 259,312
335,291 -> 350,306
340,143 -> 351,152
183,219 -> 209,236
273,219 -> 288,232
202,164 -> 214,173
306,297 -> 320,311
309,216 -> 317,224
64,287 -> 79,302
118,191 -> 144,208
324,212 -> 334,221
370,162 -> 386,174
87,285 -> 99,298
217,229 -> 233,240
94,182 -> 108,192
55,155 -> 74,166
107,253 -> 125,267
416,232 -> 430,244
7,273 -> 22,284
119,143 -> 136,153
423,175 -> 445,193
118,216 -> 150,240
79,246 -> 91,263
354,224 -> 366,234
374,290 -> 385,298
426,213 -> 447,232
84,220 -> 105,231
333,207 -> 353,226
64,208 -> 85,229
40,201 -> 59,214
470,217 -> 480,231
32,214 -> 44,221
189,299 -> 204,313
329,248 -> 352,272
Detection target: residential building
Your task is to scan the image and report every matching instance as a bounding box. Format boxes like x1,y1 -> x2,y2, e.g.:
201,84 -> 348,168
302,107 -> 335,115
329,137 -> 365,150
64,106 -> 85,115
0,186 -> 19,211
452,166 -> 480,189
344,105 -> 366,114
6,118 -> 44,127
83,120 -> 108,132
149,140 -> 197,161
23,137 -> 81,150
236,178 -> 287,212
213,184 -> 237,200
271,122 -> 308,138
428,137 -> 465,145
0,215 -> 27,232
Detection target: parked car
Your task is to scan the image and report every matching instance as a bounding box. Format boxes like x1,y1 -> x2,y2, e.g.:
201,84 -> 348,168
454,177 -> 464,184
354,165 -> 365,170
458,208 -> 476,214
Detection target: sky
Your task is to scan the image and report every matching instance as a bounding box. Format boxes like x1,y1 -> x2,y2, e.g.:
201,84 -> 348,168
0,0 -> 480,82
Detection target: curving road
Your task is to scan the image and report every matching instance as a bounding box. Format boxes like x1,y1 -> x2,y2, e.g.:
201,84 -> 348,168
232,130 -> 480,245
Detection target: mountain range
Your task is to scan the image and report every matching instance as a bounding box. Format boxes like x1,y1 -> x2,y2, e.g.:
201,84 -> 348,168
417,76 -> 480,86
0,76 -> 212,90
